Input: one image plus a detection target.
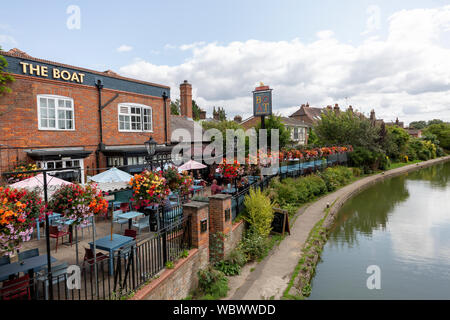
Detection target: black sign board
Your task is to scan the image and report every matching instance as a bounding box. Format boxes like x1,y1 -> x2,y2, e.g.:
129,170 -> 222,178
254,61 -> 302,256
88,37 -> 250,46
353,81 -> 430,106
271,208 -> 290,235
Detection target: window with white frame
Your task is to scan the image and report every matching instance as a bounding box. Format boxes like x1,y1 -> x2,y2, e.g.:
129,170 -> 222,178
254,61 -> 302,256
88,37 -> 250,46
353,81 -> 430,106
118,103 -> 152,132
293,127 -> 299,140
38,95 -> 74,130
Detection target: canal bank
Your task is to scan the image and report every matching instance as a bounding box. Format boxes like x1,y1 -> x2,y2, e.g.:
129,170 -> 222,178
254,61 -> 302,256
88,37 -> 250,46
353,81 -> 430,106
228,155 -> 450,300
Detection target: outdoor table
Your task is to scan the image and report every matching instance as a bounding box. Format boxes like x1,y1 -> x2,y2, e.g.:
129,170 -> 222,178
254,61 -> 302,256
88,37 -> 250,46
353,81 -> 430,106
89,234 -> 135,275
221,188 -> 236,194
190,185 -> 204,196
117,211 -> 144,229
35,212 -> 61,240
0,254 -> 57,297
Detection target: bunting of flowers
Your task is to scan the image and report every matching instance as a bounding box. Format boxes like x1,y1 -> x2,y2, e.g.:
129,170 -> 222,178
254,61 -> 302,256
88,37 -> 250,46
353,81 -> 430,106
0,187 -> 44,255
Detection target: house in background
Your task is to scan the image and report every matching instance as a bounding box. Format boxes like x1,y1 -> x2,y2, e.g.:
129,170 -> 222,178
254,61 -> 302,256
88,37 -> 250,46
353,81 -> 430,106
240,115 -> 310,146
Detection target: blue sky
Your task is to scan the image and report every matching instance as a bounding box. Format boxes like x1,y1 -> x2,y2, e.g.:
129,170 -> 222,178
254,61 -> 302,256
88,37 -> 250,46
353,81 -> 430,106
1,0 -> 450,123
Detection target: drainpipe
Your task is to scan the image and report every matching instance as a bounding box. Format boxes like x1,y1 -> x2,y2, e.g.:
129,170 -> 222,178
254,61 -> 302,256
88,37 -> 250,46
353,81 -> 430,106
162,91 -> 168,145
96,79 -> 105,174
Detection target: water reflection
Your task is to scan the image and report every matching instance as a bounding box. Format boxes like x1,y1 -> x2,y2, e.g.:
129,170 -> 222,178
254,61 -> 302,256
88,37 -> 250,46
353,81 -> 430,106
309,161 -> 450,299
328,176 -> 409,248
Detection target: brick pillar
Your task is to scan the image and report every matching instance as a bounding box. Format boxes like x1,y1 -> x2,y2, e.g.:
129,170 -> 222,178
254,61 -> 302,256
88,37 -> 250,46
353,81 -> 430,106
208,194 -> 232,262
183,201 -> 209,251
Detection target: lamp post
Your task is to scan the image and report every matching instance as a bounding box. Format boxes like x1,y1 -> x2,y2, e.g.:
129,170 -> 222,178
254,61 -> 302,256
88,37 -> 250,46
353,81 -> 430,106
144,136 -> 157,171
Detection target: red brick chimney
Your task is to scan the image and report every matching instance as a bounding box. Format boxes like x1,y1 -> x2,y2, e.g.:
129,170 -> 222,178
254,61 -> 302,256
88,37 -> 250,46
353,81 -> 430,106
199,109 -> 206,120
180,80 -> 193,118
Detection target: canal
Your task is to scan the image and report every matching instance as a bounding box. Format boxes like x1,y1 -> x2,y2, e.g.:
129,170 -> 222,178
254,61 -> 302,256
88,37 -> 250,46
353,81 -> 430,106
309,161 -> 450,299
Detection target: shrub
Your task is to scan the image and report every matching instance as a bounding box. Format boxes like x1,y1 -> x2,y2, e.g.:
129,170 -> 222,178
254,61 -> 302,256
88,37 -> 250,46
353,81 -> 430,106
302,174 -> 327,197
240,226 -> 270,261
351,167 -> 361,177
227,247 -> 248,267
215,260 -> 241,276
197,266 -> 229,299
243,188 -> 274,237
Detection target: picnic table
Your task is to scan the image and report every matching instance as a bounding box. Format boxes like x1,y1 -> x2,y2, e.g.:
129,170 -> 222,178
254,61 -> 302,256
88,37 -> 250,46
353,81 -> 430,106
116,211 -> 144,229
89,234 -> 135,275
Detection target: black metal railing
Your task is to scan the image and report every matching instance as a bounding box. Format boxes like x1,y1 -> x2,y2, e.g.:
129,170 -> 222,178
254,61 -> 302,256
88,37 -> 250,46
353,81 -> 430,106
230,153 -> 349,220
1,215 -> 192,301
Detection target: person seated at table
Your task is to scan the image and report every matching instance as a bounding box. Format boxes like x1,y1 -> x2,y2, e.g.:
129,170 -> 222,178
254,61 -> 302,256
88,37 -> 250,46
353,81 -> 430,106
211,179 -> 223,195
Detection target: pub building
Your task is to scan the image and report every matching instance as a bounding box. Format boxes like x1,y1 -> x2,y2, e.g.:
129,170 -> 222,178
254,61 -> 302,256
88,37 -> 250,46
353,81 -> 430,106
0,48 -> 195,183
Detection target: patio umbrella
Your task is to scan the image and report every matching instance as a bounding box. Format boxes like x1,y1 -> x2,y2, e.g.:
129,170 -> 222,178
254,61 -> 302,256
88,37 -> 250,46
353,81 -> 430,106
9,173 -> 73,198
177,160 -> 206,171
88,167 -> 132,183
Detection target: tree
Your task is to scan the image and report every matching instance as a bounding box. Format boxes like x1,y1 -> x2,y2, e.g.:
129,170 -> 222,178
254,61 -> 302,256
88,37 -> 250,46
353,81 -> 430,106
423,123 -> 450,151
0,47 -> 15,96
409,121 -> 427,130
170,99 -> 180,115
383,126 -> 410,160
307,128 -> 319,146
314,109 -> 381,152
255,114 -> 292,149
192,99 -> 201,120
202,119 -> 245,152
427,119 -> 444,126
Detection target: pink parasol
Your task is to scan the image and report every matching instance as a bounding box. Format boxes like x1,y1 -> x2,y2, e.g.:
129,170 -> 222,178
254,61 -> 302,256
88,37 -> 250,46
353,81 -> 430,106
9,173 -> 73,197
177,160 -> 207,171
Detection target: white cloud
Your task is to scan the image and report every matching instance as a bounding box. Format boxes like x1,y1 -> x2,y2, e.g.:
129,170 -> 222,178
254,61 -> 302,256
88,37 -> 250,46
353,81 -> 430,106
119,5 -> 450,124
0,34 -> 17,49
116,44 -> 133,53
179,41 -> 206,51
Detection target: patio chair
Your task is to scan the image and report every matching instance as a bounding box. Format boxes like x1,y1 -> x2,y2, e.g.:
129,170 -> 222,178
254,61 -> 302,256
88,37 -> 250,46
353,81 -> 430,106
119,202 -> 130,212
132,217 -> 150,234
49,225 -> 70,252
0,274 -> 31,300
36,262 -> 68,300
113,210 -> 129,232
82,248 -> 109,273
124,229 -> 137,240
0,256 -> 11,282
78,220 -> 93,239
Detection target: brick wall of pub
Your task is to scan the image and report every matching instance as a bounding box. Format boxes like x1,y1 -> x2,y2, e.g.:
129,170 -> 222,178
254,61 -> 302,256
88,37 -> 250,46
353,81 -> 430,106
0,75 -> 171,172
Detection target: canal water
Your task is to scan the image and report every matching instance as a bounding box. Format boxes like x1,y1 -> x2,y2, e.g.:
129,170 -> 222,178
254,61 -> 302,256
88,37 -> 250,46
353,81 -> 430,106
309,161 -> 450,299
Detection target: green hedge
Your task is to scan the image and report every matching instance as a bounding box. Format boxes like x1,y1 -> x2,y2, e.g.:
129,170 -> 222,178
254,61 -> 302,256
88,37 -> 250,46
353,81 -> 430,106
270,166 -> 354,207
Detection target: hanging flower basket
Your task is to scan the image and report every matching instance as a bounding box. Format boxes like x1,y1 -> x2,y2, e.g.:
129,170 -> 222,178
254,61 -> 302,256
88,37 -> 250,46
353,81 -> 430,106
0,187 -> 45,255
129,170 -> 171,210
7,163 -> 39,184
217,159 -> 243,181
48,183 -> 108,226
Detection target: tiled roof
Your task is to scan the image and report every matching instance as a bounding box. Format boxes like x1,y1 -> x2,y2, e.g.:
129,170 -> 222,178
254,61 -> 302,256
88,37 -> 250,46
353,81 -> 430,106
170,115 -> 209,143
280,117 -> 311,127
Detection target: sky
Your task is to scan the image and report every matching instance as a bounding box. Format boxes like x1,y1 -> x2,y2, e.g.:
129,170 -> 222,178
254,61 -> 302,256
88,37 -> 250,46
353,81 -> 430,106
1,0 -> 450,125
